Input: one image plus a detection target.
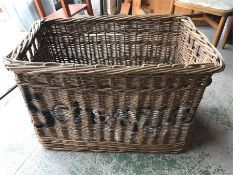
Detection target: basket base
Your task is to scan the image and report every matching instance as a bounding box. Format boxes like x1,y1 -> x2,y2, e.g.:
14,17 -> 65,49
39,140 -> 186,153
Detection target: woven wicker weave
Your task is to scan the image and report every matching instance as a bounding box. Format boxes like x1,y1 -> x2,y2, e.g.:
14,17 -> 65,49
4,15 -> 224,153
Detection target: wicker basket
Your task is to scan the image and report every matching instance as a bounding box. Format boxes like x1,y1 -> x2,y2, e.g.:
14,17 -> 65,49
4,15 -> 224,153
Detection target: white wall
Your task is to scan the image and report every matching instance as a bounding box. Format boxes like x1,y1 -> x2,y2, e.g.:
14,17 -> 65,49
1,0 -> 55,31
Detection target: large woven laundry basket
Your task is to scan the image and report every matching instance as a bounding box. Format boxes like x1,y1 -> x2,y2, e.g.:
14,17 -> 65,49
4,15 -> 224,153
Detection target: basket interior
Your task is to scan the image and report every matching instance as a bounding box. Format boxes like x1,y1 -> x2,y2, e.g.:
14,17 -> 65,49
25,17 -> 211,66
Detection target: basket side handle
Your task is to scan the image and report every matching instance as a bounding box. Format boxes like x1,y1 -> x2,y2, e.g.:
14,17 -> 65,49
4,19 -> 44,63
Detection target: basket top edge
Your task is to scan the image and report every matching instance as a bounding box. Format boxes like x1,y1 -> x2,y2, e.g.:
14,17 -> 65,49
43,15 -> 190,23
5,60 -> 224,75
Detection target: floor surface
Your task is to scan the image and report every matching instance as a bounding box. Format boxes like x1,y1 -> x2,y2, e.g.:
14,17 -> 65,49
0,23 -> 233,175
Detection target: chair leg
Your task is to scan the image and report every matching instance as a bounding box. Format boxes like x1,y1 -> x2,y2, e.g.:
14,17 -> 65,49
212,16 -> 227,47
85,0 -> 94,16
170,0 -> 175,14
61,0 -> 71,18
34,0 -> 46,17
222,16 -> 233,49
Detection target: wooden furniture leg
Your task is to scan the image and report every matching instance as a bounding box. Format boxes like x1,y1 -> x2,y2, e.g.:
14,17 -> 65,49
34,0 -> 46,17
170,0 -> 175,14
132,0 -> 145,15
85,0 -> 94,16
222,16 -> 233,49
61,0 -> 71,17
203,14 -> 218,29
212,16 -> 227,47
120,0 -> 131,15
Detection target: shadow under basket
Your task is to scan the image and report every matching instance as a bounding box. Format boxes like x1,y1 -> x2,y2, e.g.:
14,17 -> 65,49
4,15 -> 224,153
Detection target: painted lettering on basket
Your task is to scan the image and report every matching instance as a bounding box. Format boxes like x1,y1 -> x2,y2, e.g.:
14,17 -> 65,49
50,102 -> 194,129
23,88 -> 44,115
42,110 -> 55,127
52,104 -> 69,122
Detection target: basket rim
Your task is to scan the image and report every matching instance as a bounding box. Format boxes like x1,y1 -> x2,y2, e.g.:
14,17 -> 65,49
4,15 -> 224,75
